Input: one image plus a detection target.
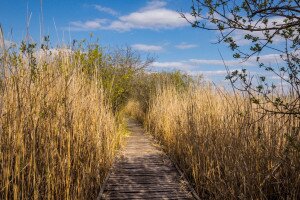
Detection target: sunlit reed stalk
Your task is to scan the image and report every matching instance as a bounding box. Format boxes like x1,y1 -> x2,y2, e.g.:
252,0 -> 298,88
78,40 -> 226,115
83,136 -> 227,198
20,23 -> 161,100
145,85 -> 300,199
0,47 -> 122,199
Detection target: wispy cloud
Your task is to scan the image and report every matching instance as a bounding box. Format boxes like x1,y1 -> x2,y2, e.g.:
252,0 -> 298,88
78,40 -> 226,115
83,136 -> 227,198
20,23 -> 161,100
70,1 -> 192,31
152,61 -> 189,68
152,53 -> 285,71
175,43 -> 198,49
94,5 -> 118,16
225,17 -> 286,46
4,40 -> 16,48
187,70 -> 229,76
132,44 -> 163,52
69,19 -> 107,31
141,0 -> 167,11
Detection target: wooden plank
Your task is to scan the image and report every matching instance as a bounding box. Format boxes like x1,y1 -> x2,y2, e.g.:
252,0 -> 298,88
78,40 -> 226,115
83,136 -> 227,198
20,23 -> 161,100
106,183 -> 184,188
102,195 -> 192,200
106,184 -> 181,188
106,192 -> 192,198
99,119 -> 197,200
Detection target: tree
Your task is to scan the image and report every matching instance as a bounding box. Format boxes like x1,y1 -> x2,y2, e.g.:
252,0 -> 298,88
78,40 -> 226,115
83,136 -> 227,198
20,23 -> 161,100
181,0 -> 300,118
72,37 -> 154,112
102,46 -> 154,111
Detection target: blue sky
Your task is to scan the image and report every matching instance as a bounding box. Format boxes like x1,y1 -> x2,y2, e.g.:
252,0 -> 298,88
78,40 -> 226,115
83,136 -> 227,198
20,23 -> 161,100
0,0 -> 286,83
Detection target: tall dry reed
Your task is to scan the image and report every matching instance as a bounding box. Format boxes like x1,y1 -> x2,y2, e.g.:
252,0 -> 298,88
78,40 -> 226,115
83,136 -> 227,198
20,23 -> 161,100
146,85 -> 300,199
0,50 -> 122,199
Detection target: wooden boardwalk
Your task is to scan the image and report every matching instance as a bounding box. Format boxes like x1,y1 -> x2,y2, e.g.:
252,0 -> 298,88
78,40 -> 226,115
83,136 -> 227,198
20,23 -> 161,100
99,119 -> 197,200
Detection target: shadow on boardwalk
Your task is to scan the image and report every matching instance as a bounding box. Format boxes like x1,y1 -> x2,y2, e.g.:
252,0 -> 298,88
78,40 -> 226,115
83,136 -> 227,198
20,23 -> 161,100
99,119 -> 197,200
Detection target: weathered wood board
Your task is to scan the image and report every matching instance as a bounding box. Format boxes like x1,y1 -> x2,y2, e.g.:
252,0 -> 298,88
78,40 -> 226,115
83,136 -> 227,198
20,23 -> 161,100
99,119 -> 197,200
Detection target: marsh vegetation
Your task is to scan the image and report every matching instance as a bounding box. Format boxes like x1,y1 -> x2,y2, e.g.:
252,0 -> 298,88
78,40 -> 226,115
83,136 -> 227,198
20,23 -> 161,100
1,0 -> 300,198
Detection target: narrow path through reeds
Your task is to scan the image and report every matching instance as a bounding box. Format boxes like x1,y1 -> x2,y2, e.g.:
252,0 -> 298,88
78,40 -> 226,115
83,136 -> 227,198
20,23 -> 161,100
99,119 -> 198,200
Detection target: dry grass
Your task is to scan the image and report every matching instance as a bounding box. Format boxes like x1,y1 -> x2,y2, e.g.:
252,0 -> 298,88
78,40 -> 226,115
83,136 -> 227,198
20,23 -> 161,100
0,50 -> 122,199
123,99 -> 145,123
146,85 -> 300,199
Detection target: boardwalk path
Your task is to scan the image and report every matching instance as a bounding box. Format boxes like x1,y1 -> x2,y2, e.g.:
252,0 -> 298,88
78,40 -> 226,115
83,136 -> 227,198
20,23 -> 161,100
99,119 -> 197,200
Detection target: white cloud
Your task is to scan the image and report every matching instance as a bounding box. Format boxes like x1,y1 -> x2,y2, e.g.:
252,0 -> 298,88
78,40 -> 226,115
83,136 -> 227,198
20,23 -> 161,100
269,75 -> 289,80
152,61 -> 189,68
189,58 -> 244,66
70,1 -> 192,31
253,53 -> 283,64
94,5 -> 118,16
151,53 -> 285,71
151,53 -> 288,83
191,53 -> 284,67
187,70 -> 229,76
210,16 -> 287,46
231,30 -> 284,46
142,0 -> 167,11
132,44 -> 163,52
0,40 -> 16,51
109,8 -> 189,31
4,40 -> 15,48
229,17 -> 286,46
34,48 -> 73,60
175,43 -> 198,49
108,0 -> 194,32
69,19 -> 107,31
